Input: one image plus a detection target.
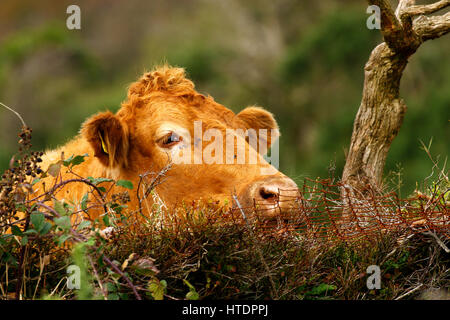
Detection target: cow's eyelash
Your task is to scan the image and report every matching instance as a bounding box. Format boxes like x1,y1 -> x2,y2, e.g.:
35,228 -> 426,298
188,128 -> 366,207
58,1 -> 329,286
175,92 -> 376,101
158,131 -> 182,148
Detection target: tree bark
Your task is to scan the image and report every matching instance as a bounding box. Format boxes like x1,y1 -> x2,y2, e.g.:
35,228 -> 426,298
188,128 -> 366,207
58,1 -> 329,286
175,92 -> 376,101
342,0 -> 450,194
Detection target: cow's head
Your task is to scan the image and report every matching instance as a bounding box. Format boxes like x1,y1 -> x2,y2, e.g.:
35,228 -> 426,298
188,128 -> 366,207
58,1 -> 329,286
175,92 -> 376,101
82,66 -> 298,220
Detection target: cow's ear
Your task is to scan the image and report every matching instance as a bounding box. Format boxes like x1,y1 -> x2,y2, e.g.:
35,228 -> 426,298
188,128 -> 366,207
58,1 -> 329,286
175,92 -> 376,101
234,106 -> 280,150
82,111 -> 129,168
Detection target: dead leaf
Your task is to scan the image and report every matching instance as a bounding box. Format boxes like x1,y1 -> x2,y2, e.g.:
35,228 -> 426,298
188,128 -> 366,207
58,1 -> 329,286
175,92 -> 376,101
47,162 -> 61,177
121,253 -> 137,271
42,255 -> 51,266
131,257 -> 159,275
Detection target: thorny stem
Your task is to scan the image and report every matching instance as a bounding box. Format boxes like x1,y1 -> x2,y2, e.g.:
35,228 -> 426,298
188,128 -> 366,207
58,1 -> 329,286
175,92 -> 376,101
34,201 -> 142,300
14,209 -> 30,300
102,255 -> 142,300
87,255 -> 108,300
136,163 -> 172,217
28,178 -> 109,214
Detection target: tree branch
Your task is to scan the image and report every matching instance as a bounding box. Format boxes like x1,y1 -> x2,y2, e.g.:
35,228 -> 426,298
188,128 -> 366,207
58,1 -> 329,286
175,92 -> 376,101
369,0 -> 405,48
370,0 -> 450,50
395,0 -> 416,19
401,0 -> 450,17
397,0 -> 450,33
414,11 -> 450,41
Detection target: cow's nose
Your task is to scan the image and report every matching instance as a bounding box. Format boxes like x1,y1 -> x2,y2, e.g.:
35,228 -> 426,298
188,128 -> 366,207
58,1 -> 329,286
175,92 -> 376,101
259,185 -> 280,201
247,176 -> 299,219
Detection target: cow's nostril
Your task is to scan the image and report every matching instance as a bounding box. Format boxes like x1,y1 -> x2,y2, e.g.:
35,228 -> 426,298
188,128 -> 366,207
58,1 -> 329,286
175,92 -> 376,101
259,187 -> 279,201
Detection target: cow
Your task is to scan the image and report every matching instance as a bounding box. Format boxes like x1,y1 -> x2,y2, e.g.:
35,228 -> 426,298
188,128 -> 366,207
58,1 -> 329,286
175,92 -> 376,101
39,65 -> 298,224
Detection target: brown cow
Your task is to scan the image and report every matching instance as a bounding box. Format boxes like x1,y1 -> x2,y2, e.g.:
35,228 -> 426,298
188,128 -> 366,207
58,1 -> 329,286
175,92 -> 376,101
39,65 -> 298,223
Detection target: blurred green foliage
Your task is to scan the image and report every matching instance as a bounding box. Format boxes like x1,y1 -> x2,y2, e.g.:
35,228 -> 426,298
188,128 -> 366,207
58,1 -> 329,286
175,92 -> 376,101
0,0 -> 448,196
281,10 -> 378,80
0,23 -> 101,87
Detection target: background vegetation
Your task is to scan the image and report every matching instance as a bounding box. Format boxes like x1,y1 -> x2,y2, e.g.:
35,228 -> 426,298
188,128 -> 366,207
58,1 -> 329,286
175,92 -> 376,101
0,0 -> 448,195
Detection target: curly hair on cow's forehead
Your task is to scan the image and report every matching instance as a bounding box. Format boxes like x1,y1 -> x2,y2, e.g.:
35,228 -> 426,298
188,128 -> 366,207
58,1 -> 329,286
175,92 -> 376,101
119,64 -> 214,115
127,64 -> 198,98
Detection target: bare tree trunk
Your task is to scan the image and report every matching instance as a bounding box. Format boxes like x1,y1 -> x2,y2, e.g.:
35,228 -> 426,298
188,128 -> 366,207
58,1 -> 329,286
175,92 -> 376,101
342,0 -> 450,194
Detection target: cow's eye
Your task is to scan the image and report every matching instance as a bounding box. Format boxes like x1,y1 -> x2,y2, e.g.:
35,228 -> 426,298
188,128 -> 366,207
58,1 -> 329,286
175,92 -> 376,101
159,132 -> 182,148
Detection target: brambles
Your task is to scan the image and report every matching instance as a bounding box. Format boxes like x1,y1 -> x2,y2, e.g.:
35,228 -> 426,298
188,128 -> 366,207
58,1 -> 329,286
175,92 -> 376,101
0,121 -> 448,300
0,126 -> 44,230
0,120 -> 141,299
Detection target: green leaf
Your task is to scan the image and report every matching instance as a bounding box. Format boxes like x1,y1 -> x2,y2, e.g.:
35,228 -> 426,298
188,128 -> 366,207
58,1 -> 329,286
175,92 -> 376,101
2,252 -> 18,266
11,225 -> 23,236
63,153 -> 88,167
116,180 -> 133,190
148,279 -> 166,300
87,177 -> 113,185
31,178 -> 41,186
21,236 -> 28,245
110,203 -> 126,215
186,291 -> 199,300
183,279 -> 199,300
0,234 -> 13,245
62,155 -> 74,166
85,237 -> 96,247
307,283 -> 337,296
81,193 -> 89,211
39,222 -> 52,235
15,203 -> 27,212
108,293 -> 120,300
106,282 -> 117,293
102,215 -> 110,227
54,216 -> 71,230
30,212 -> 45,231
76,220 -> 91,231
1,234 -> 14,241
71,154 -> 88,166
57,234 -> 72,245
118,293 -> 129,300
23,229 -> 38,235
53,200 -> 67,216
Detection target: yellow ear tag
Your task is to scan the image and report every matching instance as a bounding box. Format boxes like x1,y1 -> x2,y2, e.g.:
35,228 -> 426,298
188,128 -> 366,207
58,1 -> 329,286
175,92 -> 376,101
99,132 -> 109,155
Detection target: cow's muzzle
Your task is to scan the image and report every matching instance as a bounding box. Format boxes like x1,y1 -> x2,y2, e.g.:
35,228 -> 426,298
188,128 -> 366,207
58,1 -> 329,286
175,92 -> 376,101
237,176 -> 299,221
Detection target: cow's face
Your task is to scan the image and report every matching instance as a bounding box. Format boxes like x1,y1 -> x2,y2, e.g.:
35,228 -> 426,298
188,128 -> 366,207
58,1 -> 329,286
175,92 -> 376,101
82,66 -> 298,219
